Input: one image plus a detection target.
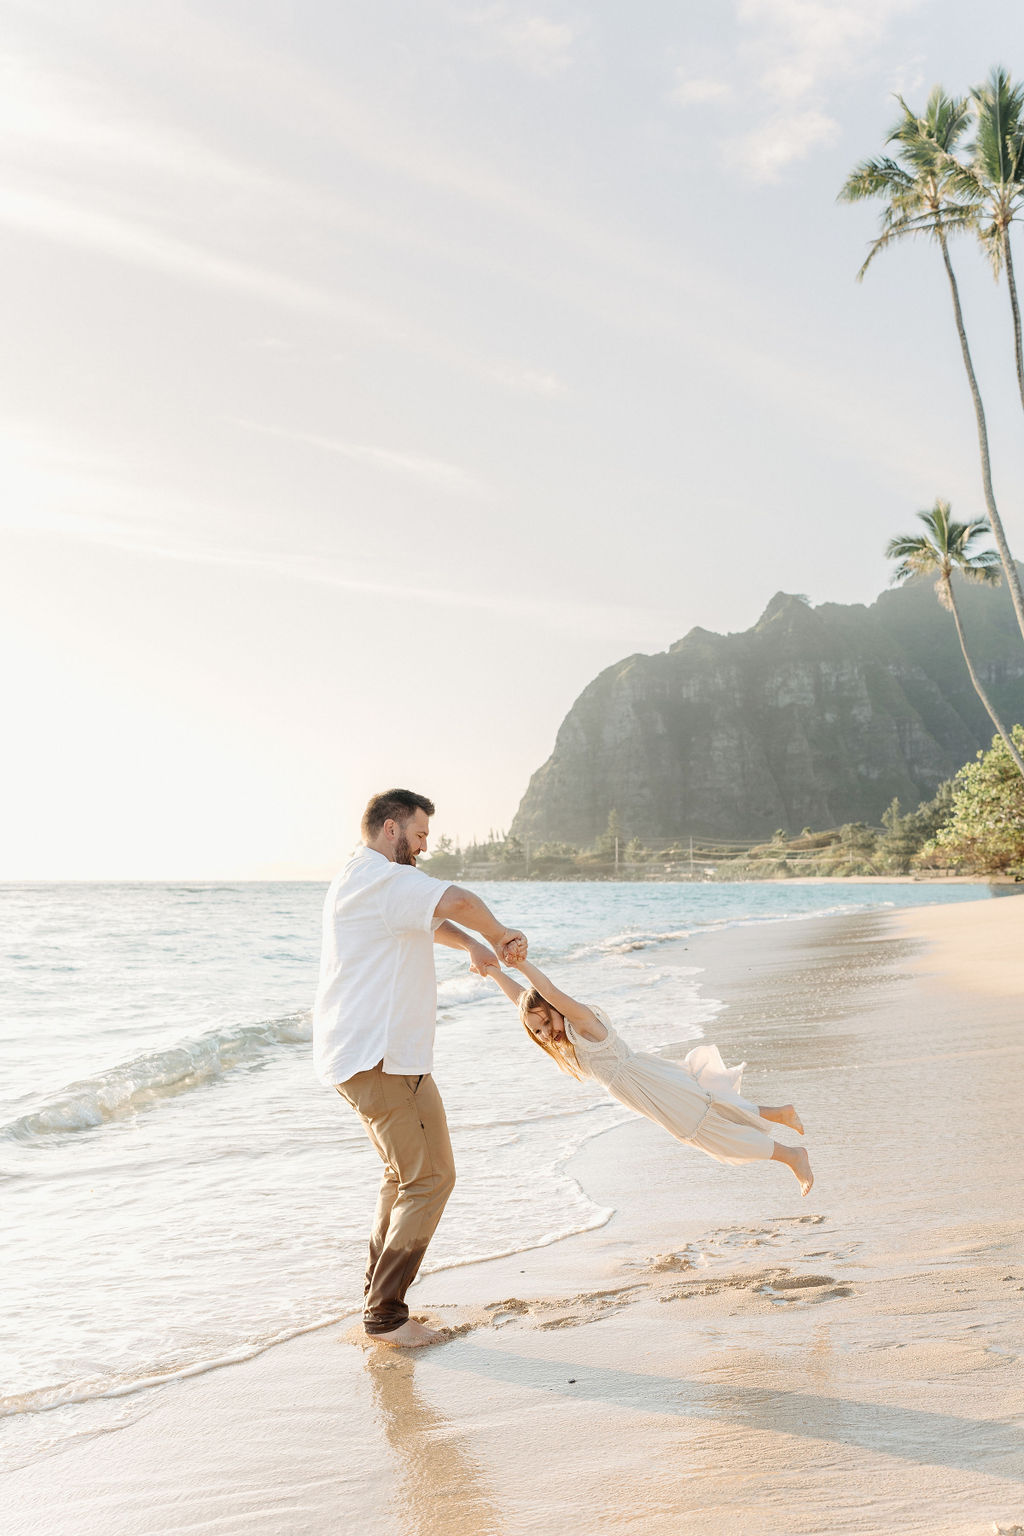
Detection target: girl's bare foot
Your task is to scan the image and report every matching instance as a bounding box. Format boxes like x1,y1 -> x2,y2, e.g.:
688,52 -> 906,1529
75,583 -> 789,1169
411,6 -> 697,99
778,1104 -> 804,1135
770,1141 -> 814,1196
759,1104 -> 804,1135
372,1318 -> 443,1348
791,1146 -> 814,1197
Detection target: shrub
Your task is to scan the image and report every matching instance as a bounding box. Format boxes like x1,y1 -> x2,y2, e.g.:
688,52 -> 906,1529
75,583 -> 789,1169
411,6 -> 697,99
918,728 -> 1024,873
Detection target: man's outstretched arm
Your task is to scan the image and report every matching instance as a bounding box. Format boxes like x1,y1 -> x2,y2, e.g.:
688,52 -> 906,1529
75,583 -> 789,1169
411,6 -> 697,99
433,920 -> 498,974
433,886 -> 527,965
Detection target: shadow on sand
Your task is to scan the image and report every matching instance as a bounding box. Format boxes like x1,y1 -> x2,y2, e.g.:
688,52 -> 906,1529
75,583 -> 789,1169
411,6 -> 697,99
429,1339 -> 1023,1480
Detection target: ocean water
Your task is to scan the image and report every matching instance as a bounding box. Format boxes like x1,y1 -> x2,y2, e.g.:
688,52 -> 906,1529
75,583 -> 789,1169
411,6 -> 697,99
0,878 -> 991,1470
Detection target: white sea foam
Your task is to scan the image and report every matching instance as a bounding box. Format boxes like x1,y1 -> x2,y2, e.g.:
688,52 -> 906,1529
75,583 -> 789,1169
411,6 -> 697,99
564,902 -> 894,962
3,1011 -> 312,1141
437,973 -> 493,1008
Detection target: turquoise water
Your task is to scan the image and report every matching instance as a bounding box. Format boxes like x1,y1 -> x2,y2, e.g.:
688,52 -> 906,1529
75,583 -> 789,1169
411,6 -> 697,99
0,879 -> 990,1468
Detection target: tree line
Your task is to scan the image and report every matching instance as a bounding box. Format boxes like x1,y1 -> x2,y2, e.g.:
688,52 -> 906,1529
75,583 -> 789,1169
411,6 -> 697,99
422,768 -> 1024,880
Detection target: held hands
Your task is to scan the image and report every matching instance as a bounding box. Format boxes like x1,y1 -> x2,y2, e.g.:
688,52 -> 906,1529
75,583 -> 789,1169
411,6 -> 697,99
496,928 -> 527,966
465,932 -> 527,977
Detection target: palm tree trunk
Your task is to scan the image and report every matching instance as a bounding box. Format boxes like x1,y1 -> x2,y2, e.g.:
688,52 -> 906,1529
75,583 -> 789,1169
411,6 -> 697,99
945,577 -> 1024,778
1001,228 -> 1024,415
938,232 -> 1024,646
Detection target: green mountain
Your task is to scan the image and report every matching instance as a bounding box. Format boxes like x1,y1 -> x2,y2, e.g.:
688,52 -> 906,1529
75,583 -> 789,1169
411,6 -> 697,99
510,577 -> 1024,846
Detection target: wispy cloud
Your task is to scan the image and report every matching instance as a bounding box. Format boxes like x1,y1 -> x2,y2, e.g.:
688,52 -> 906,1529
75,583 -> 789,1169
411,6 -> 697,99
0,426 -> 666,637
235,422 -> 489,495
0,35 -> 611,404
487,364 -> 569,398
0,45 -> 262,188
0,185 -> 351,314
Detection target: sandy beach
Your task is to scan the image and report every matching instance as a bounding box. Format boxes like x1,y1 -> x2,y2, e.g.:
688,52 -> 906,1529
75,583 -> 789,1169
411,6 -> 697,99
6,895 -> 1023,1536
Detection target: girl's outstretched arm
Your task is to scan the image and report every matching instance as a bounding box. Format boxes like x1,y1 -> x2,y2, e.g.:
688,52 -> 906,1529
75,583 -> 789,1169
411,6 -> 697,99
512,959 -> 606,1041
480,961 -> 526,1007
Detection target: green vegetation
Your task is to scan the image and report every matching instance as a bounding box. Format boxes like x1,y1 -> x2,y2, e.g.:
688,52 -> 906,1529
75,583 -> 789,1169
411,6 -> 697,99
918,729 -> 1024,874
419,780 -> 990,882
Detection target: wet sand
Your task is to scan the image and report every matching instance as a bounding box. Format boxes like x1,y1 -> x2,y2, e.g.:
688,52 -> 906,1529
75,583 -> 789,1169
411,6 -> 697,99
6,897 -> 1023,1536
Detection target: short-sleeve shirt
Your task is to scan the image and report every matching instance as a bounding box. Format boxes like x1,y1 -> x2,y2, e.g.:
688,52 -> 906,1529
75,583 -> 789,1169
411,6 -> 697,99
312,847 -> 452,1085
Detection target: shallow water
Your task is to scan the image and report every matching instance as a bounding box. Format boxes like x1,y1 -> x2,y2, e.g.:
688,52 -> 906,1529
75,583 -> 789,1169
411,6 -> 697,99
0,878 -> 990,1469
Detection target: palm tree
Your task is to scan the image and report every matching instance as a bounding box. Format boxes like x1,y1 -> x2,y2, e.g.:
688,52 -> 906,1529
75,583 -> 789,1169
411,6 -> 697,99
949,69 -> 1024,414
840,88 -> 1024,647
886,499 -> 1024,778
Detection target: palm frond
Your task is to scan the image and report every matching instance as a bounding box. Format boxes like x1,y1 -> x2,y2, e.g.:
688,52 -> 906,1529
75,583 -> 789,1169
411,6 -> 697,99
960,561 -> 1003,585
957,515 -> 994,545
974,218 -> 1006,276
885,533 -> 939,568
971,66 -> 1024,188
838,156 -> 913,203
854,203 -> 978,277
939,158 -> 987,206
889,89 -> 972,163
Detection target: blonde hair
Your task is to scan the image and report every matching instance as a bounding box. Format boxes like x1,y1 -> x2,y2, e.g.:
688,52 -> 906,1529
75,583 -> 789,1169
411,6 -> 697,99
517,987 -> 585,1080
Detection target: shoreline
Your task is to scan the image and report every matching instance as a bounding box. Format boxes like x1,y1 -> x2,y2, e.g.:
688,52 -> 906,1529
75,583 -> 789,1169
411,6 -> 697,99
5,898 -> 1023,1535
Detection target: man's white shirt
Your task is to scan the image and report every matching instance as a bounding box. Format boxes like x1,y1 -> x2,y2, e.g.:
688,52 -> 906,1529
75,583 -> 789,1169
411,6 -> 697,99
313,847 -> 453,1086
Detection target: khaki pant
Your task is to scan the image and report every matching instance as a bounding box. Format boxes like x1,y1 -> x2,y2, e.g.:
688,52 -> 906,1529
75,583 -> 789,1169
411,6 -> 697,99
336,1064 -> 456,1336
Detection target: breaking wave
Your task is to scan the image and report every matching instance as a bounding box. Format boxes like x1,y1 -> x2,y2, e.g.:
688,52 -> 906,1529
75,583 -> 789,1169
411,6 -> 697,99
3,1011 -> 312,1142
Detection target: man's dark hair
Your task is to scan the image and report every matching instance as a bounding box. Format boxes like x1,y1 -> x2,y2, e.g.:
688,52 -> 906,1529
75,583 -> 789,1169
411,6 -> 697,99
361,788 -> 436,839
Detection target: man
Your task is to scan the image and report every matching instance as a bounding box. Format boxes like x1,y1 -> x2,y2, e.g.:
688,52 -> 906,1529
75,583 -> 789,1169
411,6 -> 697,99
313,788 -> 527,1347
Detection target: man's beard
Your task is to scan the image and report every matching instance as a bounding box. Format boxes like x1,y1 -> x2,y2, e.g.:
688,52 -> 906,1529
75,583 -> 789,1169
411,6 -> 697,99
394,831 -> 416,866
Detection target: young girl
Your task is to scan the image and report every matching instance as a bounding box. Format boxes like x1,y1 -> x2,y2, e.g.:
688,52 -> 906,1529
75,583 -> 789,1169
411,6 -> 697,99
483,955 -> 813,1196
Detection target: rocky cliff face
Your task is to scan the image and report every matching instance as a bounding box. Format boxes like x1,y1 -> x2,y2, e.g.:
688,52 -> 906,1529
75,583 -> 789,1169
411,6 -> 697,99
510,579 -> 1024,845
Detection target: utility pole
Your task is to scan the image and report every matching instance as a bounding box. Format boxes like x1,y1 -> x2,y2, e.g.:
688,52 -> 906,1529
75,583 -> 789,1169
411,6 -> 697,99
614,835 -> 619,876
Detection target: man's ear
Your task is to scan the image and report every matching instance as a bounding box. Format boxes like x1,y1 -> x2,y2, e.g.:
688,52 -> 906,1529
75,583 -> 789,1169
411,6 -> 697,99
382,818 -> 396,840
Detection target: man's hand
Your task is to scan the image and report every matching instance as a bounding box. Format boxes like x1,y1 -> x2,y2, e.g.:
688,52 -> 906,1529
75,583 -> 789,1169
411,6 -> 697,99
495,928 -> 527,965
466,942 -> 500,976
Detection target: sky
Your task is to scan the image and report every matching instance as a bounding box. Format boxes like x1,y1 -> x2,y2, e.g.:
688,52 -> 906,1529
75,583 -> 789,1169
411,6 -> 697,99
3,0 -> 1024,878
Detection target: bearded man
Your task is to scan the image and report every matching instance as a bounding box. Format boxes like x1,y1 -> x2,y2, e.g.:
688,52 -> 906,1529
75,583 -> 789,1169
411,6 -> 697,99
313,787 -> 527,1347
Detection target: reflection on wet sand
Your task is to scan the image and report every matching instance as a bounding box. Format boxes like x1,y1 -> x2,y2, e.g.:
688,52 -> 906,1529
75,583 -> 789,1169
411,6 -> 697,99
367,1353 -> 504,1536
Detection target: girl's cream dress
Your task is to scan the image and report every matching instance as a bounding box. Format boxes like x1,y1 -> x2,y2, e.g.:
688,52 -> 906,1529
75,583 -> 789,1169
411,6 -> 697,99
564,1007 -> 774,1166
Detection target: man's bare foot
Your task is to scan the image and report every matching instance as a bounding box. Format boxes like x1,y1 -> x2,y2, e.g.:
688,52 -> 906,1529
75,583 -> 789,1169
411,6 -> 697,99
791,1147 -> 814,1197
371,1318 -> 444,1348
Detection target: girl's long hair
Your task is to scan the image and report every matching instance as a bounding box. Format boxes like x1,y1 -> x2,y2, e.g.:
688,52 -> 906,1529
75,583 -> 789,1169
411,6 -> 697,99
517,987 -> 585,1080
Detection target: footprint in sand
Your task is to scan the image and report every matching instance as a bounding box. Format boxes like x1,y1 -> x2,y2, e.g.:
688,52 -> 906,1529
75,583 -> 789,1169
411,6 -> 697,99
485,1297 -> 532,1327
755,1275 -> 856,1305
521,1286 -> 641,1331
